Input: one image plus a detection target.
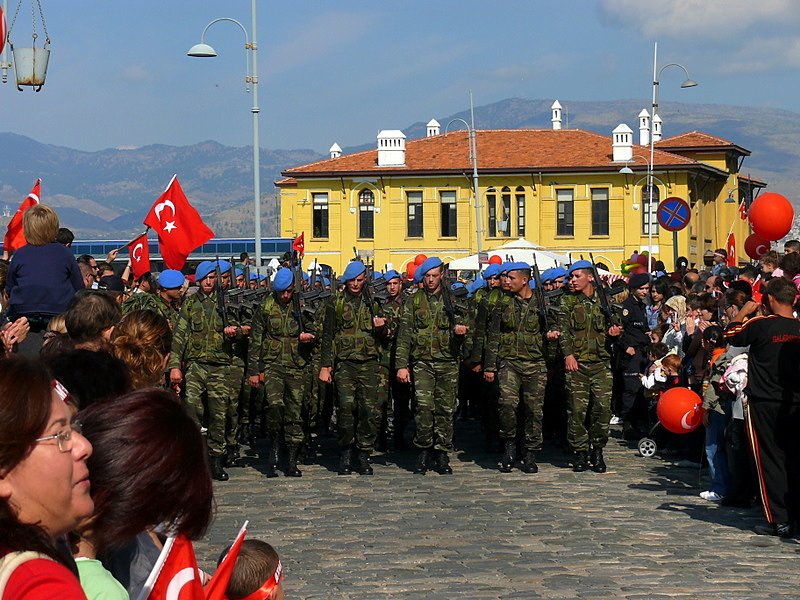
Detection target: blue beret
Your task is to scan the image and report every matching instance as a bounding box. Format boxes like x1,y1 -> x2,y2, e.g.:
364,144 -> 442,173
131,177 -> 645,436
541,268 -> 555,283
529,279 -> 536,289
550,267 -> 567,280
499,261 -> 515,274
249,271 -> 259,280
258,274 -> 266,281
467,278 -> 486,293
235,268 -> 243,278
158,269 -> 185,289
373,271 -> 384,280
342,261 -> 367,281
322,277 -> 331,286
510,261 -> 531,272
384,269 -> 401,281
451,282 -> 466,291
273,267 -> 294,291
216,260 -> 232,274
302,272 -> 310,282
417,257 -> 443,277
483,264 -> 502,278
195,261 -> 215,281
567,260 -> 593,275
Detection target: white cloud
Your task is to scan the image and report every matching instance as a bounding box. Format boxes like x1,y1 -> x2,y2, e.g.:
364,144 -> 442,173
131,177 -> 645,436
718,36 -> 800,73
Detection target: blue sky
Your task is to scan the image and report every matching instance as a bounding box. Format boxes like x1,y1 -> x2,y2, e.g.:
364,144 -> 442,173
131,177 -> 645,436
2,0 -> 799,153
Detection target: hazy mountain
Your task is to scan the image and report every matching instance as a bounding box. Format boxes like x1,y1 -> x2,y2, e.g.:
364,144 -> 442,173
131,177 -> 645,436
0,98 -> 797,239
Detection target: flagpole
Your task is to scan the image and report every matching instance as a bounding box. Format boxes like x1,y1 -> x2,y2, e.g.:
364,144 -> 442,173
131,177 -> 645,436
117,228 -> 150,253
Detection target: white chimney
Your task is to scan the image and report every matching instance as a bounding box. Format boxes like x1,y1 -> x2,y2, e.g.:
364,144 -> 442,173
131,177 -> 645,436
377,130 -> 406,167
638,109 -> 650,146
612,123 -> 633,162
426,119 -> 440,137
329,143 -> 342,159
652,114 -> 662,141
551,100 -> 562,130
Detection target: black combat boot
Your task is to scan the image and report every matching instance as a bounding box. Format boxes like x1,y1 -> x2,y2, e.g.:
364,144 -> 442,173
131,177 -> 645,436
590,447 -> 607,473
264,441 -> 279,478
224,444 -> 240,468
209,456 -> 229,481
338,447 -> 353,475
413,449 -> 430,475
357,450 -> 374,475
435,450 -> 453,475
500,440 -> 515,473
573,451 -> 589,472
520,450 -> 538,474
238,423 -> 251,445
285,445 -> 302,477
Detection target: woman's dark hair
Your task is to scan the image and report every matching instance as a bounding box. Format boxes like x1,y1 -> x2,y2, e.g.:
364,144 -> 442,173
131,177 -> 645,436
79,389 -> 214,552
43,349 -> 132,409
724,288 -> 748,311
779,252 -> 800,279
650,277 -> 672,301
702,325 -> 725,348
0,357 -> 76,567
697,293 -> 720,318
64,290 -> 121,344
111,310 -> 171,389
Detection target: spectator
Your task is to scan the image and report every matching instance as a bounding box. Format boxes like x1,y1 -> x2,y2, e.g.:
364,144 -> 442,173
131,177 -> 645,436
219,540 -> 285,600
56,227 -> 74,247
64,290 -> 121,351
111,310 -> 172,389
783,239 -> 800,254
698,325 -> 731,503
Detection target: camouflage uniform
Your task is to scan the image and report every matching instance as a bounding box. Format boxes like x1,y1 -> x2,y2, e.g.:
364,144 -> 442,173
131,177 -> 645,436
121,291 -> 179,327
168,289 -> 240,460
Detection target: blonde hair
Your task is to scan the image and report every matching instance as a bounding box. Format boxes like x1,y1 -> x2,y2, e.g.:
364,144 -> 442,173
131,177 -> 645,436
22,204 -> 59,246
111,309 -> 172,389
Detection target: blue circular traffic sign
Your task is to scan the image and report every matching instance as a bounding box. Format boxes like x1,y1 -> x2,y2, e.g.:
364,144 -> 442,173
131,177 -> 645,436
657,197 -> 691,232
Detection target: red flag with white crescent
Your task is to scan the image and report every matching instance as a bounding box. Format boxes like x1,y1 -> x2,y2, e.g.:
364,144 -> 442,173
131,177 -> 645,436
136,535 -> 204,600
128,232 -> 151,280
0,8 -> 7,55
292,232 -> 305,257
726,233 -> 736,267
739,199 -> 747,221
203,522 -> 248,600
4,179 -> 41,253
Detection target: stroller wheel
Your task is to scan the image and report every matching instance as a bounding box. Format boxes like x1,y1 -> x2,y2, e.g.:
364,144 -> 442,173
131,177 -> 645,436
638,437 -> 657,458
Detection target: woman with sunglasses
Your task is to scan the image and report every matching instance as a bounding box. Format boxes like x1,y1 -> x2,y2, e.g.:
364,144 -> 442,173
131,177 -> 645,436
0,357 -> 93,600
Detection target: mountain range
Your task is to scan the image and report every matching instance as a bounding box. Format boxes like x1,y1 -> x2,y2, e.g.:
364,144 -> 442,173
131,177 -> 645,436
0,97 -> 798,239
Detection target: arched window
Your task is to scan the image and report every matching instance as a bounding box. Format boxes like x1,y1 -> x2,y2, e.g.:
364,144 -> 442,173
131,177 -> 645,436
359,189 -> 375,239
500,186 -> 511,236
515,186 -> 525,237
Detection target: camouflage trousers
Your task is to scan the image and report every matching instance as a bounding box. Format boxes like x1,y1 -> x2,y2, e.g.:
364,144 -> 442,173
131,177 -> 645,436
334,359 -> 379,451
412,359 -> 458,452
228,362 -> 245,447
185,361 -> 236,458
565,361 -> 613,452
263,363 -> 307,446
497,359 -> 548,451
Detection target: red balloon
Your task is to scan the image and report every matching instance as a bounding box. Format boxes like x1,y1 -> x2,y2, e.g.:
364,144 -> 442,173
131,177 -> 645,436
488,255 -> 503,265
744,233 -> 771,261
748,192 -> 794,241
405,263 -> 417,279
635,254 -> 649,267
414,254 -> 428,266
630,265 -> 647,275
656,387 -> 704,434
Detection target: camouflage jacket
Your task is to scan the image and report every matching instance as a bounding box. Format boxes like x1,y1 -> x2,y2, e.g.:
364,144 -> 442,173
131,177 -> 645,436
320,291 -> 385,366
395,288 -> 468,368
554,289 -> 614,363
247,292 -> 317,374
484,292 -> 546,370
468,287 -> 507,364
121,292 -> 179,327
168,289 -> 240,368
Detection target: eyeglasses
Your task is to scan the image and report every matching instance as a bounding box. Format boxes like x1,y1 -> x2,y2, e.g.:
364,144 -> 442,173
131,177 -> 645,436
35,420 -> 83,453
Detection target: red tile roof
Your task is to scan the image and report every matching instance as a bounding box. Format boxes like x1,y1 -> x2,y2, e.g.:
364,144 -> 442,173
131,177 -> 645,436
283,129 -> 721,177
655,131 -> 750,156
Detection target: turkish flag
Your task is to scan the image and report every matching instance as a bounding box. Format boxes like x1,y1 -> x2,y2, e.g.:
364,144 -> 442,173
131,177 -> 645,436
292,232 -> 304,257
726,233 -> 736,267
739,200 -> 747,221
203,522 -> 248,600
129,232 -> 151,280
4,179 -> 41,253
0,8 -> 7,55
143,176 -> 214,270
136,535 -> 204,600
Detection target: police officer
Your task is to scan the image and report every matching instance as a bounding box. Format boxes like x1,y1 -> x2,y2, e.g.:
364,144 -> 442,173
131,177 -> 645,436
396,257 -> 469,475
319,261 -> 387,475
248,267 -> 317,477
169,260 -> 241,481
617,272 -> 652,439
553,260 -> 622,473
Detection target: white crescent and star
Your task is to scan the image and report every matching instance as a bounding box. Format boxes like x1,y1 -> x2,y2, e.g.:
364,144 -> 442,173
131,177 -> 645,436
154,199 -> 178,233
755,243 -> 768,256
680,411 -> 695,430
132,243 -> 143,262
165,567 -> 196,600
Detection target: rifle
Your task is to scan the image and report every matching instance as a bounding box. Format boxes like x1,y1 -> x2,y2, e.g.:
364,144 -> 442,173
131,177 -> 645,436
531,256 -> 550,332
352,247 -> 378,320
214,256 -> 229,330
589,252 -> 620,328
290,250 -> 306,333
440,264 -> 457,328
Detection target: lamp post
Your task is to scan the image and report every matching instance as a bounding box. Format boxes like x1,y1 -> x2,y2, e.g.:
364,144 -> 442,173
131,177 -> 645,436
446,111 -> 483,256
188,0 -> 262,268
647,41 -> 697,272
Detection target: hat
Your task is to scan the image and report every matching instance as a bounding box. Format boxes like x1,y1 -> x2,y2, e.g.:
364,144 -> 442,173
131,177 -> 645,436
384,269 -> 402,281
482,264 -> 502,278
99,275 -> 125,292
249,271 -> 259,280
499,261 -> 515,274
373,271 -> 384,280
466,278 -> 486,294
628,272 -> 651,289
235,268 -> 243,278
216,260 -> 232,274
273,267 -> 294,292
195,261 -> 215,281
302,272 -> 310,282
416,257 -> 443,278
541,268 -> 555,283
550,267 -> 567,280
342,261 -> 367,282
567,260 -> 593,275
158,269 -> 185,289
509,261 -> 531,272
322,277 -> 331,287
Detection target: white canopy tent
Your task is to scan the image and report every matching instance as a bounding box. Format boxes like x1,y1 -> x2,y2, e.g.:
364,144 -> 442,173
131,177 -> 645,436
449,238 -> 571,271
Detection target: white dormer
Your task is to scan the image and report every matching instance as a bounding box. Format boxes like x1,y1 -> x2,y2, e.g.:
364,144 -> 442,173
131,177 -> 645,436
377,130 -> 406,167
426,119 -> 441,137
652,114 -> 662,141
551,100 -> 562,130
329,143 -> 342,159
612,123 -> 633,162
638,109 -> 651,146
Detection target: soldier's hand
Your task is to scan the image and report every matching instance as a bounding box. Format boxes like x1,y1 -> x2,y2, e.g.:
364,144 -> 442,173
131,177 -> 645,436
373,316 -> 386,328
169,368 -> 183,384
608,325 -> 623,337
248,375 -> 261,388
546,330 -> 560,341
319,366 -> 333,384
453,324 -> 468,336
240,325 -> 252,336
397,368 -> 411,383
565,355 -> 579,372
224,325 -> 238,337
484,371 -> 496,383
299,332 -> 315,343
471,363 -> 483,373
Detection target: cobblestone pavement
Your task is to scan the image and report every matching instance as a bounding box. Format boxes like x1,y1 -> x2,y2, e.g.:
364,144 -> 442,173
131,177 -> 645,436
194,422 -> 800,600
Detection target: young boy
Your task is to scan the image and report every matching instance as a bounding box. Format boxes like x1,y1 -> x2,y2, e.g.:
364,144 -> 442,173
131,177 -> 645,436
219,540 -> 285,600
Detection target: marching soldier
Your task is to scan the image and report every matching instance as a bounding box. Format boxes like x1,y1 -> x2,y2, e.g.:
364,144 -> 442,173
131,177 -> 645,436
396,257 -> 469,475
319,261 -> 387,475
121,268 -> 185,327
552,260 -> 622,473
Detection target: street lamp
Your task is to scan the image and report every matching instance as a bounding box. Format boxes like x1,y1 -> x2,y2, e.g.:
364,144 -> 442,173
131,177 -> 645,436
446,102 -> 483,256
188,0 -> 262,269
646,41 -> 697,271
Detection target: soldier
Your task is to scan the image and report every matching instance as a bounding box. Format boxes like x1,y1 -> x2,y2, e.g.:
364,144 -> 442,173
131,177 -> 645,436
319,261 -> 387,476
396,257 -> 469,475
617,272 -> 652,439
121,269 -> 185,327
484,262 -> 552,473
169,260 -> 241,481
553,260 -> 622,473
248,267 -> 317,477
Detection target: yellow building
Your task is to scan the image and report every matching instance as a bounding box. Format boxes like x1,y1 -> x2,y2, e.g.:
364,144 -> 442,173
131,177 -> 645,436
277,111 -> 763,274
